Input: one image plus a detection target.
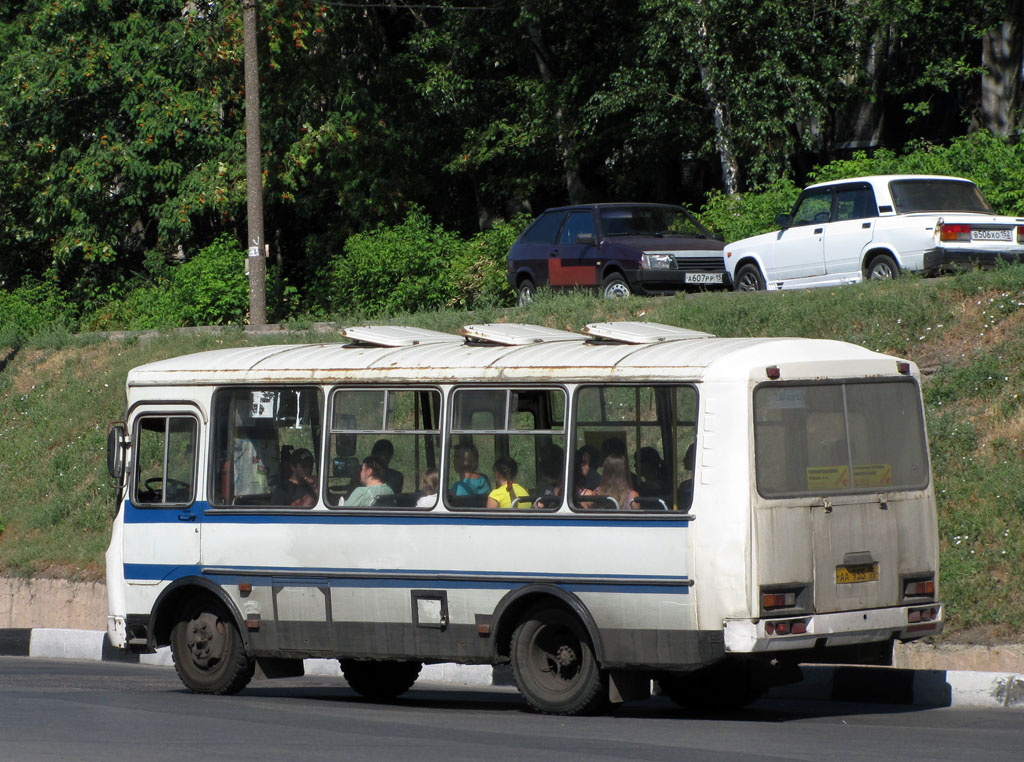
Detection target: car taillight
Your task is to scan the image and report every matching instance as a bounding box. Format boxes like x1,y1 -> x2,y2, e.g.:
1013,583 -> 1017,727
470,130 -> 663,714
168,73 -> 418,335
938,222 -> 971,241
1017,225 -> 1024,243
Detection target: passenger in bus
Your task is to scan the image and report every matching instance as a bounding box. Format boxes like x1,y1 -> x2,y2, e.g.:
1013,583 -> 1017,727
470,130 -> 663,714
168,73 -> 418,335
451,443 -> 491,496
345,455 -> 394,507
580,453 -> 639,510
371,439 -> 404,494
636,446 -> 669,497
415,468 -> 440,508
574,444 -> 601,494
486,456 -> 530,509
269,447 -> 317,507
536,444 -> 564,505
677,443 -> 696,509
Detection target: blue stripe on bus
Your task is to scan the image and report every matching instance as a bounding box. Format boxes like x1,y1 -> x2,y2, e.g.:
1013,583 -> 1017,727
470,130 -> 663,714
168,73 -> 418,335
122,500 -> 690,528
122,563 -> 691,595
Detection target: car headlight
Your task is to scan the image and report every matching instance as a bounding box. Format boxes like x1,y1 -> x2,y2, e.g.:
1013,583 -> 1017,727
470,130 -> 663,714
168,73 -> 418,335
641,252 -> 674,270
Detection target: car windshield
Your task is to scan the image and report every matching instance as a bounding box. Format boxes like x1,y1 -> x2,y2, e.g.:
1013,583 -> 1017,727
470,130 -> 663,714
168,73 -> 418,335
888,179 -> 993,214
600,206 -> 708,237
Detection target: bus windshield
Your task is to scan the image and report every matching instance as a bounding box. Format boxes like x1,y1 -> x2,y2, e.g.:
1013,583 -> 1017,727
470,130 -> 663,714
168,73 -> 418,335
753,380 -> 929,497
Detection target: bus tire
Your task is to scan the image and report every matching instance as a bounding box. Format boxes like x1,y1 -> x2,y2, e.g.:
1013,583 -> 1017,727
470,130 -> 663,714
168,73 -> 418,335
340,659 -> 422,700
170,597 -> 254,695
511,606 -> 608,715
658,659 -> 764,712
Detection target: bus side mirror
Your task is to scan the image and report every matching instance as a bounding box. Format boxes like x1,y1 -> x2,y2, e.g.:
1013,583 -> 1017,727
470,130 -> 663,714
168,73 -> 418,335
107,424 -> 126,480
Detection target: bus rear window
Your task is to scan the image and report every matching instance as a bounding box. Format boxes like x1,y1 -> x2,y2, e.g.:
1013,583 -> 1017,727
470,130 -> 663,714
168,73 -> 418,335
754,380 -> 929,498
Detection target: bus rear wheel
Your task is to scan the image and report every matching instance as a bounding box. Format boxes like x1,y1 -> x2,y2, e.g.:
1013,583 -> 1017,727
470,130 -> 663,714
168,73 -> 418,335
170,598 -> 254,695
340,659 -> 422,700
511,606 -> 608,715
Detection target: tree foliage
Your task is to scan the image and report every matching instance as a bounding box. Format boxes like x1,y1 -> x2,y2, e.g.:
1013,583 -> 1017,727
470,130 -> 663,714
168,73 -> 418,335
0,0 -> 1020,329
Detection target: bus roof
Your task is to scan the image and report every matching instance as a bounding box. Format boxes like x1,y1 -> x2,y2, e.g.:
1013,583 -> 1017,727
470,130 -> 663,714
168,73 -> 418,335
125,321 -> 913,387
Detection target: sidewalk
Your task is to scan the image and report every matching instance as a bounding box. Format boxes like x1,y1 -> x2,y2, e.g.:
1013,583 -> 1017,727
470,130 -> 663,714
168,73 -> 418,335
2,577 -> 1022,709
1,625 -> 1021,710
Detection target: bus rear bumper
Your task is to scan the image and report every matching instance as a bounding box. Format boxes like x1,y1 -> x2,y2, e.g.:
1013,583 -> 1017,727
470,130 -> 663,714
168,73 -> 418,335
722,603 -> 943,654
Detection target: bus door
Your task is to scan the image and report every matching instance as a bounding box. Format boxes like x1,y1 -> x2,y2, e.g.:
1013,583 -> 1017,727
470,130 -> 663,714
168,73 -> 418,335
124,406 -> 203,584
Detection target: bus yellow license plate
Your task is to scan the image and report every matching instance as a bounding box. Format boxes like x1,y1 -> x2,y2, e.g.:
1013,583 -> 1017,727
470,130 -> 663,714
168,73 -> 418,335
835,563 -> 879,584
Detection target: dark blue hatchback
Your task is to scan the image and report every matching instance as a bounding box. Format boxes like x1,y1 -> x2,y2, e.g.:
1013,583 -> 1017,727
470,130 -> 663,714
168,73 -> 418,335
507,203 -> 728,304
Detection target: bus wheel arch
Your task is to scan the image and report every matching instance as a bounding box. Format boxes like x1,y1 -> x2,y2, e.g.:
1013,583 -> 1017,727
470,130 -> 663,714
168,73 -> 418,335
150,577 -> 248,651
491,585 -> 604,664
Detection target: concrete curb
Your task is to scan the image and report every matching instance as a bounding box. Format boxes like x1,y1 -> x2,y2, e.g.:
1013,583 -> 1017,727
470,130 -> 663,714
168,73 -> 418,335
3,627 -> 1022,709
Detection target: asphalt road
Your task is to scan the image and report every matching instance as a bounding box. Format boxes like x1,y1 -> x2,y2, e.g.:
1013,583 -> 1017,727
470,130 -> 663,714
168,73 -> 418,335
1,657 -> 1022,762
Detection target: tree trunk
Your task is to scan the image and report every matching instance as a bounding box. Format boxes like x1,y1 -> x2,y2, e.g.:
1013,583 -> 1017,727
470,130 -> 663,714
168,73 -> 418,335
841,26 -> 889,151
695,16 -> 739,195
527,19 -> 588,203
976,2 -> 1024,137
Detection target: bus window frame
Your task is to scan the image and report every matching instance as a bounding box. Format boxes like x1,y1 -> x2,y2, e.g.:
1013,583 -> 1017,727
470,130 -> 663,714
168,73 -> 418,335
206,385 -> 325,510
130,409 -> 201,509
752,377 -> 930,500
569,382 -> 699,515
445,384 -> 568,513
327,385 -> 443,511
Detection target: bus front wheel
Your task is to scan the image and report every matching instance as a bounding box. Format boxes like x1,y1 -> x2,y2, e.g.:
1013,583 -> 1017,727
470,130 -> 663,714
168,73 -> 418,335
511,606 -> 608,715
340,659 -> 422,700
170,598 -> 254,695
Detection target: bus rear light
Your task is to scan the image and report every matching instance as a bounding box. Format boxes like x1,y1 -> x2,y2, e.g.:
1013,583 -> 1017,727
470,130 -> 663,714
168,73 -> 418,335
908,606 -> 938,624
938,222 -> 971,241
897,362 -> 910,375
766,366 -> 781,380
904,579 -> 934,597
766,618 -> 809,636
762,592 -> 796,609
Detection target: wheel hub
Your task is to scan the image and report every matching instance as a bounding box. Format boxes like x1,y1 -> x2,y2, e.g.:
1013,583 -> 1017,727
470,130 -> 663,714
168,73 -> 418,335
187,612 -> 226,669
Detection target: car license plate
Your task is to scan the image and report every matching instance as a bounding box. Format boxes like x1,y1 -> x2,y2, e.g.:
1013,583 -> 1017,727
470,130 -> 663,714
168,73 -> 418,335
685,272 -> 723,284
970,228 -> 1012,241
835,563 -> 879,584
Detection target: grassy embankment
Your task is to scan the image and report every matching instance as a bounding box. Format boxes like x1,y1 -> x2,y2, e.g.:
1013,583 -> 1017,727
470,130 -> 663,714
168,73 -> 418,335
2,266 -> 1023,640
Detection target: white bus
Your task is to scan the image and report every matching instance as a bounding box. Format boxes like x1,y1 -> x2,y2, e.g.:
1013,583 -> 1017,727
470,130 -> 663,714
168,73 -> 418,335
105,321 -> 942,715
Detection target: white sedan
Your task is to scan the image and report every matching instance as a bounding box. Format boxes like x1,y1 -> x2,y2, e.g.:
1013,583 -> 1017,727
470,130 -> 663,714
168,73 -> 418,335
724,174 -> 1024,291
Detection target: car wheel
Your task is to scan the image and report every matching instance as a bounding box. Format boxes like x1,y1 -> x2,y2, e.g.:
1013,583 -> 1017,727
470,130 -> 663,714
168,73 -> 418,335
734,263 -> 765,292
517,279 -> 536,306
866,254 -> 898,280
601,273 -> 631,299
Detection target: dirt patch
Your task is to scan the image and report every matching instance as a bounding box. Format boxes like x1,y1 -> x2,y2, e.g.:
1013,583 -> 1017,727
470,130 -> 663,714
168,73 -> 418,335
912,296 -> 1024,374
10,344 -> 114,395
936,623 -> 1024,647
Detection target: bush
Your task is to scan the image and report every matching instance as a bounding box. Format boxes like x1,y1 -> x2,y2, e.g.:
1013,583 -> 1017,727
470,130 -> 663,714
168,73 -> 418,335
0,278 -> 77,345
699,177 -> 801,243
330,209 -> 462,317
448,215 -> 530,309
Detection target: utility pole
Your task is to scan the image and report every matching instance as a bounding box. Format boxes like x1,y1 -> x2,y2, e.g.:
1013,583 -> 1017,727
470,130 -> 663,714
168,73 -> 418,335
243,0 -> 267,326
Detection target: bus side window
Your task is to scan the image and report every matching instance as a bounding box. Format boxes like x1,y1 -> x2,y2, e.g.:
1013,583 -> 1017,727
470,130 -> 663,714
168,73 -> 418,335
572,385 -> 697,512
447,387 -> 565,511
134,415 -> 197,506
327,388 -> 441,509
210,387 -> 322,507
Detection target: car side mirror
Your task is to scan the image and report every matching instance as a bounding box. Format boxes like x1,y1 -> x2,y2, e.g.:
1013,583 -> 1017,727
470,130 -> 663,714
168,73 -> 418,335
775,213 -> 792,229
575,232 -> 595,245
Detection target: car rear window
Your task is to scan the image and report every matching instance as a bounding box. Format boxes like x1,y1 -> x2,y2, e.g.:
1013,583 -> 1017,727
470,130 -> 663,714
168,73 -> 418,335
888,180 -> 993,214
520,211 -> 567,244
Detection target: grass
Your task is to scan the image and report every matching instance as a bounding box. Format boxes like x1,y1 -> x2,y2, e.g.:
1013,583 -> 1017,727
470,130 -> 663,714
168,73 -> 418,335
2,268 -> 1024,638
